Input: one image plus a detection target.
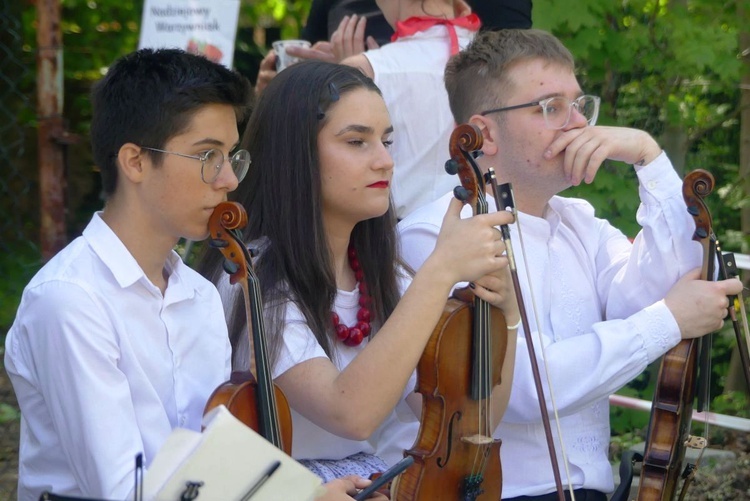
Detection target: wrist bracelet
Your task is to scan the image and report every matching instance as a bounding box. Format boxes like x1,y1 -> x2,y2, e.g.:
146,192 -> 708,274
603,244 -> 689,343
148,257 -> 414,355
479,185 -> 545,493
507,318 -> 522,330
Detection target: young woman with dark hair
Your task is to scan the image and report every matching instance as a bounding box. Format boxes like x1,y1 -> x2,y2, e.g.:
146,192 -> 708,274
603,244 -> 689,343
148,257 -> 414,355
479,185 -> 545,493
198,60 -> 519,483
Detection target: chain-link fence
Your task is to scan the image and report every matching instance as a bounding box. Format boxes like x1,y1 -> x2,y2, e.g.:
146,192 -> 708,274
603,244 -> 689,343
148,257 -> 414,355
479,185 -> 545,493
0,2 -> 34,497
0,2 -> 36,258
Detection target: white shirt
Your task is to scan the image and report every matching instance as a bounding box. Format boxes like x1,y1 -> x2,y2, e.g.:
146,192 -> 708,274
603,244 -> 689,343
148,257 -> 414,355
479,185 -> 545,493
271,275 -> 419,467
397,153 -> 702,497
365,25 -> 475,219
5,213 -> 232,501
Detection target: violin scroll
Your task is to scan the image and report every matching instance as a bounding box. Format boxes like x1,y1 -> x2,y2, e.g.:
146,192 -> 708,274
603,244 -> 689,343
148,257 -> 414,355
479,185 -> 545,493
682,169 -> 715,243
445,124 -> 485,211
208,202 -> 249,285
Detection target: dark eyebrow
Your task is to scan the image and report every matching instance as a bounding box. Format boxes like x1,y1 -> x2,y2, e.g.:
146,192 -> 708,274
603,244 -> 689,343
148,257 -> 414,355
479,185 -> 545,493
192,138 -> 240,149
335,124 -> 374,136
335,124 -> 394,136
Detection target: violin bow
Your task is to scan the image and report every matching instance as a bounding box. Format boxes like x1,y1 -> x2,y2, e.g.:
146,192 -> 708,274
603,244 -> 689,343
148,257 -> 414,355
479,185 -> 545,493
456,151 -> 570,500
717,252 -> 750,391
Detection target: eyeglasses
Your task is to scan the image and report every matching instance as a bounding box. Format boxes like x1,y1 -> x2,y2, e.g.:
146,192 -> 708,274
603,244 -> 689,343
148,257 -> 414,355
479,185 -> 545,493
480,95 -> 601,130
140,147 -> 251,183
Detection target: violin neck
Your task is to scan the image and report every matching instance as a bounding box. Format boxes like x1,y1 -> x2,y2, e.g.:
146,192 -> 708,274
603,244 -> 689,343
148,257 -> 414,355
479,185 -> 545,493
247,271 -> 284,448
471,295 -> 494,400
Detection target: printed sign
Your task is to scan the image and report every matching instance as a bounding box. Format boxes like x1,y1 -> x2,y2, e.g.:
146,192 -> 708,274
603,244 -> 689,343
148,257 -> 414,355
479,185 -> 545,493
139,0 -> 241,68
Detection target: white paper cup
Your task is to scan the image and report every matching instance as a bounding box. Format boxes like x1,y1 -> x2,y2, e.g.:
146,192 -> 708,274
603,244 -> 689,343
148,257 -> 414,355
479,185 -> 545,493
272,40 -> 312,71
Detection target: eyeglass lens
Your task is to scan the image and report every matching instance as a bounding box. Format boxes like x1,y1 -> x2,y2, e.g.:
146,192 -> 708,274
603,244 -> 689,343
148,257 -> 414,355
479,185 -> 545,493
202,149 -> 251,183
543,96 -> 598,129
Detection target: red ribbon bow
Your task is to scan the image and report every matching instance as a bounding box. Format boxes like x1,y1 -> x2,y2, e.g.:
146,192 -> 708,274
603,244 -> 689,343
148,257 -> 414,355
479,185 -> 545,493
391,13 -> 481,55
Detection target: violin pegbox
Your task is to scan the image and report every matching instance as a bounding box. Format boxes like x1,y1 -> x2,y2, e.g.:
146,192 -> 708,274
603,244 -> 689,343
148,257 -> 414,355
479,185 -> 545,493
446,123 -> 486,214
208,202 -> 250,285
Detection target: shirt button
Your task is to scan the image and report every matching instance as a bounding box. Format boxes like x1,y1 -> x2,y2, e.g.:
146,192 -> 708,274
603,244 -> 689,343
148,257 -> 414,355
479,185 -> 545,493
647,180 -> 657,190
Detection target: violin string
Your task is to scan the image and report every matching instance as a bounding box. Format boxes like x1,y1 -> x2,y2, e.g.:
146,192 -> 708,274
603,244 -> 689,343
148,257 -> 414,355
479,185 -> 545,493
682,242 -> 722,497
514,210 -> 577,498
473,299 -> 486,478
474,190 -> 491,479
482,299 -> 490,476
251,272 -> 281,444
237,229 -> 282,447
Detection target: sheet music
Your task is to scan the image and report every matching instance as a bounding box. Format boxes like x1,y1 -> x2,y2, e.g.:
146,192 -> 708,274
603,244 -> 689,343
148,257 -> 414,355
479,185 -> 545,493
142,406 -> 323,500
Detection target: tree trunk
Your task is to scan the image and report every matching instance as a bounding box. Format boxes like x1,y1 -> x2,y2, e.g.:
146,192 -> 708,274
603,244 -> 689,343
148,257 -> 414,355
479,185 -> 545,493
659,125 -> 688,176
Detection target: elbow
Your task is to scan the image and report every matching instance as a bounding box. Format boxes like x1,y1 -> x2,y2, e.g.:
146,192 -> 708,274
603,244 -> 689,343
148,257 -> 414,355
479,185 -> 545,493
322,407 -> 381,440
331,418 -> 380,441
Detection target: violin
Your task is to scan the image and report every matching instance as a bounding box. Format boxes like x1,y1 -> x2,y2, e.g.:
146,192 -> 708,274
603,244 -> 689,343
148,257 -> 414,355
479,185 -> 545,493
637,170 -> 715,500
391,124 -> 506,500
203,202 -> 293,453
637,170 -> 750,500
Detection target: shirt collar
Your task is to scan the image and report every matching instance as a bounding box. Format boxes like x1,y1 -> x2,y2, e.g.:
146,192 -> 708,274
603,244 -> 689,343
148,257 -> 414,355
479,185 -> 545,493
83,212 -> 197,302
482,192 -> 559,237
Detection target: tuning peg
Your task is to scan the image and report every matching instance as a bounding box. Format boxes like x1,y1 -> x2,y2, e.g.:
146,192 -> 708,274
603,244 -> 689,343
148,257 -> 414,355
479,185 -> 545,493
209,238 -> 229,248
445,158 -> 459,175
453,185 -> 469,202
222,259 -> 240,275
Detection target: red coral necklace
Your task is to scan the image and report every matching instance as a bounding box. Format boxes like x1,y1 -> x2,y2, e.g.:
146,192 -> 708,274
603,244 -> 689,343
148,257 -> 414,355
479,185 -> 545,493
332,245 -> 372,346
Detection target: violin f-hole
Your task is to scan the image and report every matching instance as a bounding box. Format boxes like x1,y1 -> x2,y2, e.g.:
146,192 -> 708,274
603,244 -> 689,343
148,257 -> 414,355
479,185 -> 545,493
437,411 -> 462,468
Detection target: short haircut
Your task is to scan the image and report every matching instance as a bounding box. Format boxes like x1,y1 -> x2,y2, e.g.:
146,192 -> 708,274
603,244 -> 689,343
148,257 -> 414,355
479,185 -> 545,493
90,48 -> 252,197
445,29 -> 575,124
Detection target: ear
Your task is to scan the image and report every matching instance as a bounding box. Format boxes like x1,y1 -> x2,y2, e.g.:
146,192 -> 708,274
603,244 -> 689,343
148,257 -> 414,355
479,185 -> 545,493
468,114 -> 500,157
117,143 -> 147,185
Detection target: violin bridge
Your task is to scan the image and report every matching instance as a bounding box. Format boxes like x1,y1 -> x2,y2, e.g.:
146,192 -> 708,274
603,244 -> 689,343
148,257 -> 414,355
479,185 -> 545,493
460,434 -> 495,446
684,435 -> 707,450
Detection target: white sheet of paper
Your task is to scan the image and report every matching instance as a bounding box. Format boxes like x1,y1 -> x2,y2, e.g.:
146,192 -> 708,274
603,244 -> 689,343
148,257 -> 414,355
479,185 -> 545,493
142,405 -> 323,501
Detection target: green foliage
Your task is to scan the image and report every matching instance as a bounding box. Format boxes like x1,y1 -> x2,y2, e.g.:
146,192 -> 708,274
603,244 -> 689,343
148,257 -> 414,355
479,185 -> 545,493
609,382 -> 651,437
0,243 -> 42,337
534,0 -> 744,245
711,391 -> 750,419
241,0 -> 310,40
0,403 -> 20,424
536,0 -> 750,441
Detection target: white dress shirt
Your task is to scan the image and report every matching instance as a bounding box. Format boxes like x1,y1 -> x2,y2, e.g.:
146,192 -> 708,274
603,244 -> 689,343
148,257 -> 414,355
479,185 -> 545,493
5,213 -> 232,501
365,25 -> 475,219
397,153 -> 702,497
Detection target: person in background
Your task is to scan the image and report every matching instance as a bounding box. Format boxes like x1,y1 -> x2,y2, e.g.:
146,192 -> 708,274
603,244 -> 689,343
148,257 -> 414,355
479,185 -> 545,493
340,0 -> 477,218
256,0 -> 532,97
397,29 -> 743,500
301,0 -> 532,50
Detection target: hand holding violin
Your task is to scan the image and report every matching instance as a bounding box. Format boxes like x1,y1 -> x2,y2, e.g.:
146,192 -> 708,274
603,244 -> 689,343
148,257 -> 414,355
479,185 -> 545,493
664,268 -> 743,339
471,266 -> 521,327
427,197 -> 514,287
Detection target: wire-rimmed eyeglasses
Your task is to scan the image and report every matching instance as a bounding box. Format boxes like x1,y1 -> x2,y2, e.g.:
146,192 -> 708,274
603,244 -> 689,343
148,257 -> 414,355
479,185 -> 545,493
141,146 -> 251,184
480,95 -> 601,130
